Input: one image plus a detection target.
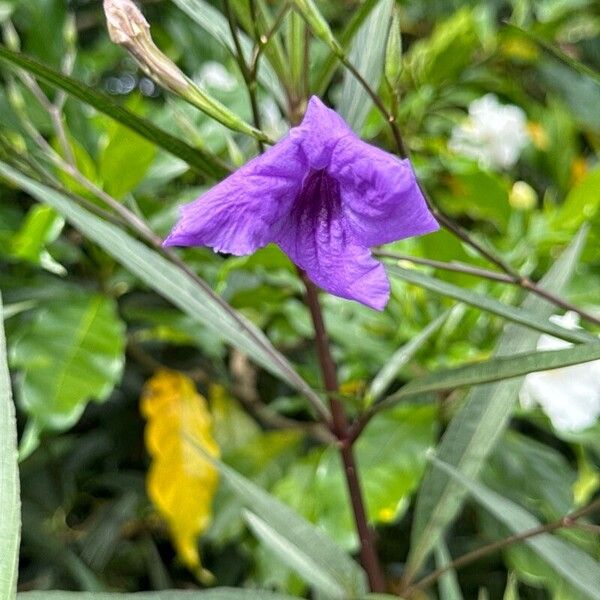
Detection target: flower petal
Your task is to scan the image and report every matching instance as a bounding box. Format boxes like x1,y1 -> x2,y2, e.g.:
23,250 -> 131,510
163,136 -> 305,254
273,169 -> 390,310
330,135 -> 439,246
290,96 -> 353,170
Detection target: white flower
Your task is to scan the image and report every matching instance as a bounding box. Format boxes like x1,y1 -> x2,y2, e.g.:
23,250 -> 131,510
449,94 -> 530,170
520,312 -> 600,433
196,61 -> 236,92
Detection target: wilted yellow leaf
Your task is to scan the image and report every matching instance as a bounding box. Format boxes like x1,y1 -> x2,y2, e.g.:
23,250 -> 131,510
141,370 -> 219,580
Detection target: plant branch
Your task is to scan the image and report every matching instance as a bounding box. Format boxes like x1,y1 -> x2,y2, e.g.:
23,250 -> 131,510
223,0 -> 265,152
376,251 -> 600,326
299,269 -> 386,593
405,497 -> 600,596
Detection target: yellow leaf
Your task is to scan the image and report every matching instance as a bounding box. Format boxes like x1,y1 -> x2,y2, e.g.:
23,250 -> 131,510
141,370 -> 219,580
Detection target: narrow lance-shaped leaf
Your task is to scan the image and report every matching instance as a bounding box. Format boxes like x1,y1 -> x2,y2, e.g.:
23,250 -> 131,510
183,437 -> 368,598
0,161 -> 328,420
387,264 -> 595,345
366,311 -> 449,405
431,456 -> 600,600
0,45 -> 230,179
406,227 -> 588,581
337,0 -> 394,132
373,341 -> 600,414
435,541 -> 464,600
17,590 -> 300,600
0,292 -> 20,599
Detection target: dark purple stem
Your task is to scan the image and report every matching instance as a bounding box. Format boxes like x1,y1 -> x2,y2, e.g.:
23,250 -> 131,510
299,269 -> 386,593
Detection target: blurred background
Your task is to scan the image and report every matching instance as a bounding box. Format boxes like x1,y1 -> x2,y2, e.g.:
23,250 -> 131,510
1,0 -> 599,597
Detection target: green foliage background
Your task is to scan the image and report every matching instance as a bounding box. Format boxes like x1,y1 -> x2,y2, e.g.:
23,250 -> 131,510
0,0 -> 599,598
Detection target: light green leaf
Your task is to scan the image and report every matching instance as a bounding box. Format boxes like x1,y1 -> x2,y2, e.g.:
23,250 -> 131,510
0,293 -> 20,600
406,227 -> 587,581
366,311 -> 449,404
0,162 -> 327,420
435,541 -> 464,600
9,204 -> 65,274
337,0 -> 394,132
431,456 -> 600,600
18,590 -> 298,600
0,45 -> 229,179
10,293 -> 126,431
99,123 -> 157,199
386,264 -> 594,344
503,573 -> 520,600
244,510 -> 347,598
206,454 -> 368,598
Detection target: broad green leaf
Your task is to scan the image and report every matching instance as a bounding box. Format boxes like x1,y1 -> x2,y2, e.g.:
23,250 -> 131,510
0,293 -> 20,599
10,292 -> 126,431
275,404 -> 437,550
141,371 -> 219,581
9,204 -> 65,274
337,0 -> 394,132
0,162 -> 327,419
375,341 -> 600,414
555,167 -> 600,231
435,541 -> 464,600
18,591 -> 298,600
406,228 -> 587,581
99,122 -> 157,199
386,264 -> 594,344
0,45 -> 229,179
432,456 -> 600,600
196,449 -> 368,598
244,510 -> 347,598
366,311 -> 449,404
171,0 -> 285,105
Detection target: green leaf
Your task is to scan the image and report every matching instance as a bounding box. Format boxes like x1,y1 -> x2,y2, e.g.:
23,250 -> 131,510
99,122 -> 157,199
435,541 -> 464,600
337,0 -> 394,132
10,292 -> 126,431
18,590 -> 299,600
366,311 -> 449,404
376,341 -> 600,413
0,45 -> 229,179
503,573 -> 520,600
171,0 -> 285,105
0,293 -> 20,600
505,24 -> 600,86
431,456 -> 600,600
405,227 -> 587,581
275,404 -> 437,549
386,264 -> 594,344
243,510 -> 348,598
208,455 -> 368,598
0,161 -> 327,419
555,167 -> 600,231
314,0 -> 381,96
9,204 -> 65,274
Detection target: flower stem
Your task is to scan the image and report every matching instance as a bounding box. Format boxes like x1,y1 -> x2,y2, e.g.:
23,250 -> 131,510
299,270 -> 386,593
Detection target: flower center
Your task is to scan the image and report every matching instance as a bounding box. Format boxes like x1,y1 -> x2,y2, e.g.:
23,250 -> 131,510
292,168 -> 342,230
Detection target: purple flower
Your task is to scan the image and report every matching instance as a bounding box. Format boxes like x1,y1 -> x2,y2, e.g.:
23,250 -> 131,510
164,96 -> 438,310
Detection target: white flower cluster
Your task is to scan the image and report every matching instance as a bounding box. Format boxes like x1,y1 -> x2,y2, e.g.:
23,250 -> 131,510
520,312 -> 600,433
449,94 -> 530,170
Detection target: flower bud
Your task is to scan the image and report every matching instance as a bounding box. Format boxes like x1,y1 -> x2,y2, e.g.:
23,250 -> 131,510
509,180 -> 537,211
103,0 -> 271,143
293,0 -> 343,56
384,8 -> 403,89
103,0 -> 188,93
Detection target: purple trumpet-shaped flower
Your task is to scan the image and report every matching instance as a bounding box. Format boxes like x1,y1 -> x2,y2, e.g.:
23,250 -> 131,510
164,96 -> 439,310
